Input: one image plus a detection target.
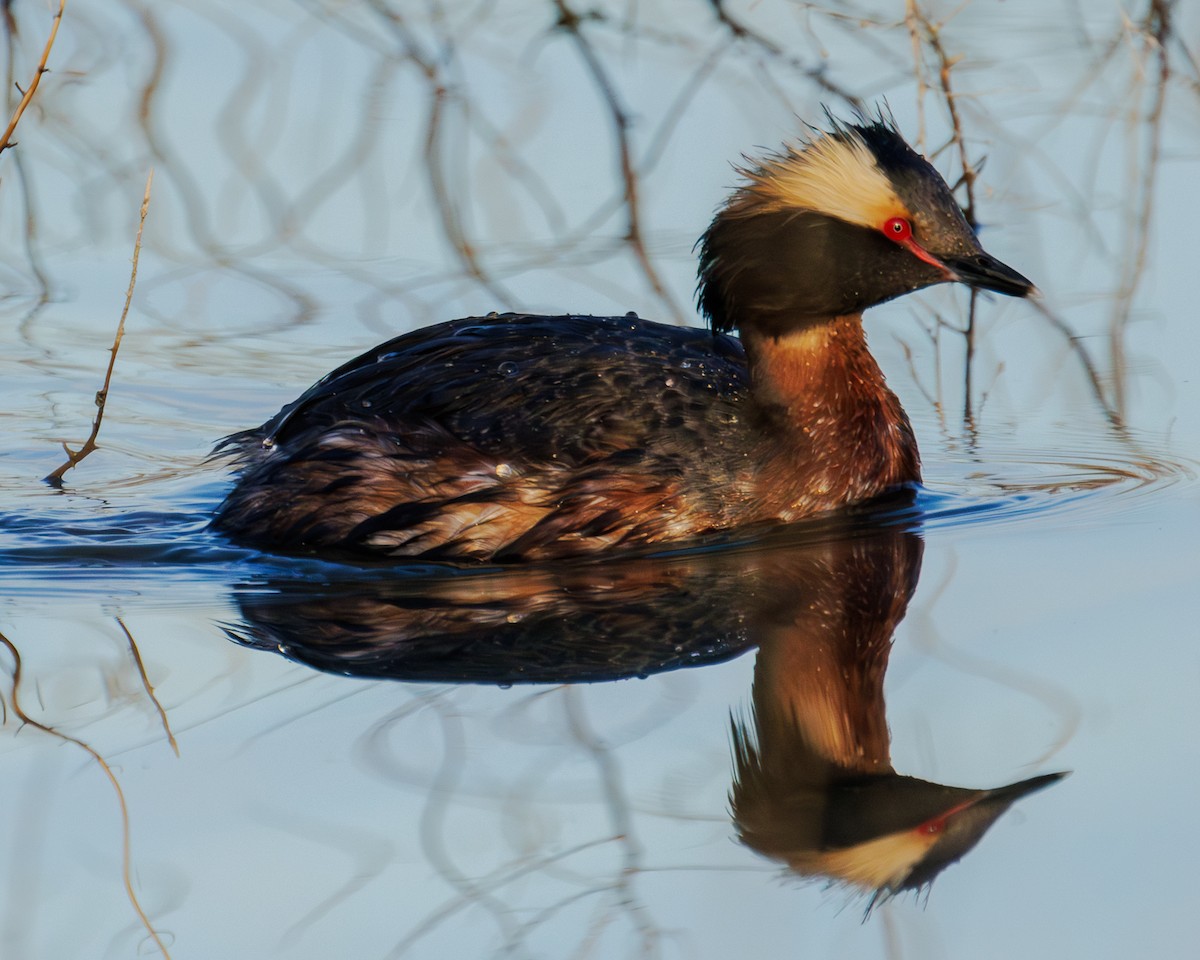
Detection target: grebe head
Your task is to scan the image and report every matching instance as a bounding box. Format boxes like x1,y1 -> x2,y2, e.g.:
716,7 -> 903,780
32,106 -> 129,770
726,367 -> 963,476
697,114 -> 1034,334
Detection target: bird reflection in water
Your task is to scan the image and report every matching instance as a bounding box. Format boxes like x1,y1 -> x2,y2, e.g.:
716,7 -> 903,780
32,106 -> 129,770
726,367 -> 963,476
726,522 -> 1064,908
228,512 -> 1064,906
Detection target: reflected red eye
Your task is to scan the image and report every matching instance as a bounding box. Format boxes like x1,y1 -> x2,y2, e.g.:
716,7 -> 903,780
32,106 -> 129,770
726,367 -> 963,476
883,217 -> 912,242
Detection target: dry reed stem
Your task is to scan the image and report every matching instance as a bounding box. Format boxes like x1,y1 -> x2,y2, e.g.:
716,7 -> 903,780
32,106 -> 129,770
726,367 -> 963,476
0,629 -> 173,959
0,0 -> 65,155
45,169 -> 154,486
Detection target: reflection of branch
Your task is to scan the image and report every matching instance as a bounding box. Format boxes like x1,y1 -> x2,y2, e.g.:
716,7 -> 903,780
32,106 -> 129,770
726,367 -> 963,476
410,697 -> 521,950
119,618 -> 179,757
391,833 -> 614,957
553,0 -> 684,323
363,0 -> 517,310
371,683 -> 674,957
8,140 -> 51,299
45,170 -> 154,485
562,687 -> 662,954
0,0 -> 66,155
907,559 -> 1082,770
131,2 -> 317,336
0,629 -> 172,959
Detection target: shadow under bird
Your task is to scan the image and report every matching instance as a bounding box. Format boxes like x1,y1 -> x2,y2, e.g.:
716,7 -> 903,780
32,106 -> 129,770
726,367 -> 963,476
213,115 -> 1034,561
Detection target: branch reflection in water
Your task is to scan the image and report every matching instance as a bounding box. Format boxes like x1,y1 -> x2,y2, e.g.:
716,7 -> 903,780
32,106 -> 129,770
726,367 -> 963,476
226,508 -> 1064,907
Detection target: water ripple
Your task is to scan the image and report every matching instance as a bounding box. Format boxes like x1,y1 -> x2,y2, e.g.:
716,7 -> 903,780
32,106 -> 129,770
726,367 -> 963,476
918,438 -> 1196,530
0,438 -> 1192,597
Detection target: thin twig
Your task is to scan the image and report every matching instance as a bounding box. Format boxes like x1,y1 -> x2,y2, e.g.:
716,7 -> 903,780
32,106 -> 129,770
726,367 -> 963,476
907,2 -> 983,434
118,617 -> 179,758
1107,0 -> 1172,418
903,0 -> 929,150
1029,298 -> 1125,431
0,0 -> 66,155
45,169 -> 154,486
708,0 -> 864,109
0,629 -> 172,959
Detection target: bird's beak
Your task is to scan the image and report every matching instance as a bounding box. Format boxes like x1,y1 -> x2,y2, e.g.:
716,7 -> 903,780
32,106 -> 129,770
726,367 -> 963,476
942,251 -> 1036,298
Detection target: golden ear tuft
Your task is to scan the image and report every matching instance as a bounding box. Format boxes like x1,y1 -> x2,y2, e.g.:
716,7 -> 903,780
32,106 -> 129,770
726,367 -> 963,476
731,128 -> 904,230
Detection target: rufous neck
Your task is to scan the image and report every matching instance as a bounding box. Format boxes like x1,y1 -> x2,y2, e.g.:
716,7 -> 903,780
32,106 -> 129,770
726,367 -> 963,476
739,314 -> 921,508
739,315 -> 879,411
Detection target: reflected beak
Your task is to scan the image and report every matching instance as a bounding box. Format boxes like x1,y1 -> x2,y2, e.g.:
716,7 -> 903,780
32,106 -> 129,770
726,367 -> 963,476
976,770 -> 1068,807
942,251 -> 1036,298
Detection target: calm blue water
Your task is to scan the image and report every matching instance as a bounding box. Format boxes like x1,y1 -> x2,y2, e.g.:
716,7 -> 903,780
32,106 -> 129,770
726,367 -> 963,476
1,2 -> 1199,959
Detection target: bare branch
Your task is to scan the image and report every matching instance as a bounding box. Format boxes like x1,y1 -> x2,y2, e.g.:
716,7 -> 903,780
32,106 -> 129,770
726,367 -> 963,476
907,2 -> 984,432
709,0 -> 864,109
1106,0 -> 1172,416
0,0 -> 66,155
45,169 -> 154,486
1030,298 -> 1126,432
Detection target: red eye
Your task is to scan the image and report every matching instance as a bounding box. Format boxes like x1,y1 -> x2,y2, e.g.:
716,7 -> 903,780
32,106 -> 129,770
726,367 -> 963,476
883,217 -> 912,242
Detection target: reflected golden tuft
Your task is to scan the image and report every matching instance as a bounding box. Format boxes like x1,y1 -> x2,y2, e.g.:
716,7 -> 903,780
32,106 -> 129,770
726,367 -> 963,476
788,830 -> 935,892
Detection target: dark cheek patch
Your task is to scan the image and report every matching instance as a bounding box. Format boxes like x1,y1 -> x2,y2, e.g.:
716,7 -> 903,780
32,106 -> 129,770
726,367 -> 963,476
697,207 -> 956,334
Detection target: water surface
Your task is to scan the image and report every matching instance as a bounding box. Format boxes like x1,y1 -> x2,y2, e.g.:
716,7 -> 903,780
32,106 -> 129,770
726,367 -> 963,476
1,2 -> 1198,958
